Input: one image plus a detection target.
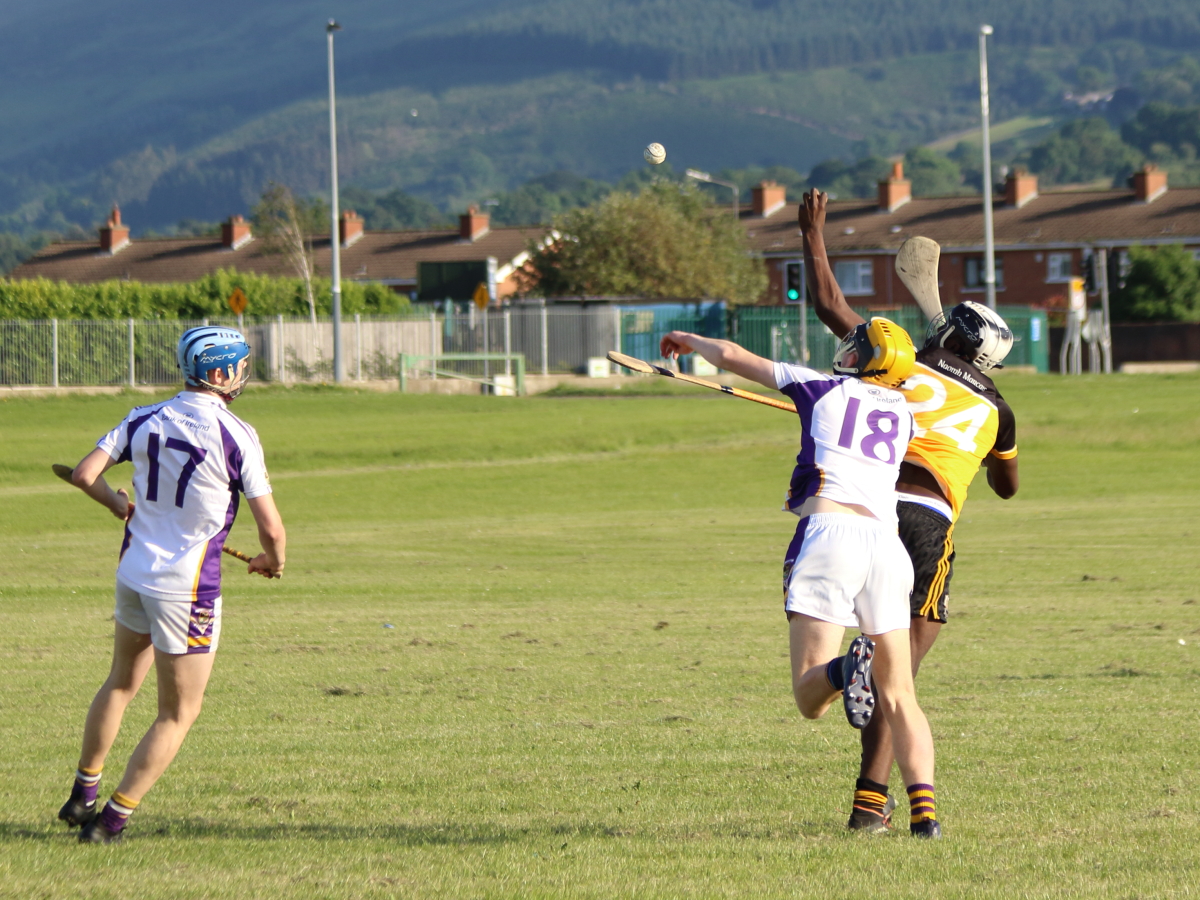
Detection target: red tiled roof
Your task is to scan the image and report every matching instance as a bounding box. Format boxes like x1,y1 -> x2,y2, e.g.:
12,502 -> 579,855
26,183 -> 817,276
742,186 -> 1200,256
8,226 -> 545,285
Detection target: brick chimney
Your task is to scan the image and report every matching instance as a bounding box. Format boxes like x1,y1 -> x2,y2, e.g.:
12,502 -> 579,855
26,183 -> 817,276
221,215 -> 253,250
751,181 -> 787,217
98,206 -> 130,254
1130,164 -> 1168,203
339,210 -> 364,248
459,205 -> 490,242
877,162 -> 911,213
1004,170 -> 1038,208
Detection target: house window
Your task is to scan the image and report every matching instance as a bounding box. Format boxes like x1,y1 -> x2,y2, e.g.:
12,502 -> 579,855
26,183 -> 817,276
964,256 -> 1004,289
1046,252 -> 1073,282
835,260 -> 874,296
1191,248 -> 1200,264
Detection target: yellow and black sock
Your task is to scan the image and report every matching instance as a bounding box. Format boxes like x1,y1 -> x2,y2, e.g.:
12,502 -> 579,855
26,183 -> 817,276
853,777 -> 889,818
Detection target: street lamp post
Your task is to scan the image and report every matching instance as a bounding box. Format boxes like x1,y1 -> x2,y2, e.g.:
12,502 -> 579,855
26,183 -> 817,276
979,24 -> 997,311
326,19 -> 344,382
685,169 -> 739,219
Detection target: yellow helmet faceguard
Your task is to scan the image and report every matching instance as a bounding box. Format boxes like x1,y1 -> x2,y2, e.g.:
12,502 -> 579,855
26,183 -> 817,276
832,317 -> 917,388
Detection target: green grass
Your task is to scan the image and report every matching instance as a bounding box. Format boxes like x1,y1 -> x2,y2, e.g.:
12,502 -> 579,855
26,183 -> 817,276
1,374 -> 1198,898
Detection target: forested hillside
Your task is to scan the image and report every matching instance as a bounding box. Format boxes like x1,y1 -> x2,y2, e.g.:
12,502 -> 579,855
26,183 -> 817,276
1,0 -> 1199,251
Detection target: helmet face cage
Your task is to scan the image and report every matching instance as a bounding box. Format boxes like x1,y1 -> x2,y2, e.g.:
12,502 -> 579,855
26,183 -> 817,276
925,301 -> 1013,372
833,318 -> 916,388
177,327 -> 252,400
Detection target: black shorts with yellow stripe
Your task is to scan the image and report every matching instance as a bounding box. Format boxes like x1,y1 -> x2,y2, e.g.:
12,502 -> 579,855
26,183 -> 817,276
898,501 -> 955,623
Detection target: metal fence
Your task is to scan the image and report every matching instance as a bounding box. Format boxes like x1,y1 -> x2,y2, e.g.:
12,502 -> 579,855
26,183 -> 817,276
0,305 -> 1049,387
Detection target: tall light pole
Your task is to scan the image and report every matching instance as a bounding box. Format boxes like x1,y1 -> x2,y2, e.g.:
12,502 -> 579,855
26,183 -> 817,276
979,24 -> 997,310
326,19 -> 344,382
685,168 -> 739,219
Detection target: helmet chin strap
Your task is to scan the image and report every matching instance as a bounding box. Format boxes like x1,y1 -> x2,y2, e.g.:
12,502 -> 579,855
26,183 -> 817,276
195,360 -> 248,400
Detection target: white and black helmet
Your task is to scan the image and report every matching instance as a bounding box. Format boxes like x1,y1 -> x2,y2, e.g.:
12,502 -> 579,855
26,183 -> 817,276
925,301 -> 1013,372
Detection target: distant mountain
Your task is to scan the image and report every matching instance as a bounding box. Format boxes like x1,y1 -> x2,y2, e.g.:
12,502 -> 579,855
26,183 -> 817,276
1,0 -> 1197,235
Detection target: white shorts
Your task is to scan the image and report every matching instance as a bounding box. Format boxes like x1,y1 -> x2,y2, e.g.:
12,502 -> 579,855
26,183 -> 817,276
783,513 -> 914,635
114,579 -> 222,654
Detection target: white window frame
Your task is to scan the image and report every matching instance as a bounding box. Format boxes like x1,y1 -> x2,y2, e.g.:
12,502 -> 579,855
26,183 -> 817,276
1046,252 -> 1073,283
835,259 -> 874,296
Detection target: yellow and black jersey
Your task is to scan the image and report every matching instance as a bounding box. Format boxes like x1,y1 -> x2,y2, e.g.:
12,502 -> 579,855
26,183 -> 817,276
896,347 -> 1017,520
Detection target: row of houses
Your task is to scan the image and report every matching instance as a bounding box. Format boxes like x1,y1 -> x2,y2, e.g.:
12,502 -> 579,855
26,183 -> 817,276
11,164 -> 1200,311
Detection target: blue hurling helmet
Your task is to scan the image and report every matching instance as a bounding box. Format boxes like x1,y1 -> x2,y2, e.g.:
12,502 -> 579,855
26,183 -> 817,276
177,326 -> 251,400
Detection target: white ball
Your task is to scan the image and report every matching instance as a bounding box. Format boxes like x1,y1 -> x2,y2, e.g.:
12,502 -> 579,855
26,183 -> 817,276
644,142 -> 666,165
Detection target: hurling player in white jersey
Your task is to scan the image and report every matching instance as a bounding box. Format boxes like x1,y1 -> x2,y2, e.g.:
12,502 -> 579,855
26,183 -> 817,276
57,326 -> 286,843
661,319 -> 942,837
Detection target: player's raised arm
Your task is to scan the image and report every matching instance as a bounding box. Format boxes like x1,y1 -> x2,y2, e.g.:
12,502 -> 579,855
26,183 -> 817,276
799,190 -> 865,338
660,332 -> 777,389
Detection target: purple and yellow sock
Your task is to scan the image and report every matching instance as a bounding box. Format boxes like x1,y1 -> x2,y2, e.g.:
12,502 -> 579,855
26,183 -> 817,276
97,791 -> 139,834
70,766 -> 102,807
853,777 -> 889,818
907,783 -> 937,825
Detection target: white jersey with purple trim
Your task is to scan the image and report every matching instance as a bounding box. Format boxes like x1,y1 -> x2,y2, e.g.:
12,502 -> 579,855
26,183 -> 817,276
96,391 -> 271,602
773,362 -> 915,526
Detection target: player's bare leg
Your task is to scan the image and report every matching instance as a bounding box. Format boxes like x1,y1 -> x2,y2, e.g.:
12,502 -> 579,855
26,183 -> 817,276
787,613 -> 846,718
82,649 -> 216,842
117,648 -> 217,800
858,616 -> 941,784
60,623 -> 154,828
79,623 -> 155,770
868,628 -> 939,837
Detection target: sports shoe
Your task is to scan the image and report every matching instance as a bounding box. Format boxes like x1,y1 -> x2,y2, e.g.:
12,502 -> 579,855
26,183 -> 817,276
841,635 -> 876,729
78,817 -> 124,844
847,794 -> 895,833
58,798 -> 98,828
910,819 -> 942,839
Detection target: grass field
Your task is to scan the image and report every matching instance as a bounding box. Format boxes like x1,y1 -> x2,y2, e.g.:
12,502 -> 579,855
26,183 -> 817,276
1,374 -> 1198,899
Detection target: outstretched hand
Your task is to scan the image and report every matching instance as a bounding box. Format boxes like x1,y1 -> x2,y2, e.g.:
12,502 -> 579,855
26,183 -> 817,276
798,189 -> 828,235
660,331 -> 698,361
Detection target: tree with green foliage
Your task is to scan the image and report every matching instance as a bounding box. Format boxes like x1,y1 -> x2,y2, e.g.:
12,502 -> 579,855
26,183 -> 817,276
1110,244 -> 1200,322
520,182 -> 766,304
903,147 -> 966,196
488,172 -> 612,226
0,233 -> 36,276
1121,102 -> 1200,157
0,269 -> 410,320
340,187 -> 449,231
807,156 -> 891,200
1018,117 -> 1142,186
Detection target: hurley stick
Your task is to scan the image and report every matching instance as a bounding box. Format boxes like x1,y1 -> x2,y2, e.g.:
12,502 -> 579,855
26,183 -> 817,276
607,351 -> 797,414
895,236 -> 944,322
53,463 -> 267,571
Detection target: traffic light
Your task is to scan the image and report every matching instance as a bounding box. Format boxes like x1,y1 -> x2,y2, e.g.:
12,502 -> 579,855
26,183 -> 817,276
784,261 -> 803,304
1083,253 -> 1097,294
1107,249 -> 1127,292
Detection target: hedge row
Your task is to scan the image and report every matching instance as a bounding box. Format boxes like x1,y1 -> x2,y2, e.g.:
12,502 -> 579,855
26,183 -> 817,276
0,269 -> 412,319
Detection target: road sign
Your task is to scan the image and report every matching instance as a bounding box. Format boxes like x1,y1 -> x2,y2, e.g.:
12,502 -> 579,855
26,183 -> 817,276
472,282 -> 490,310
228,288 -> 248,315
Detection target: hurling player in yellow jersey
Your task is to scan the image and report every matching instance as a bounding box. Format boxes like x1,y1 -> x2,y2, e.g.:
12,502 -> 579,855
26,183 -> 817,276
800,189 -> 1019,833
